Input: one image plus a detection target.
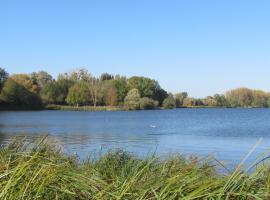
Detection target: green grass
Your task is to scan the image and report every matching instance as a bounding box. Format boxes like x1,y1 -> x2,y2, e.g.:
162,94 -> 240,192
0,137 -> 270,199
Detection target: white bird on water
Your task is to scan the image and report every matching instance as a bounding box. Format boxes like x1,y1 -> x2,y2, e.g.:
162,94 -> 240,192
150,125 -> 156,128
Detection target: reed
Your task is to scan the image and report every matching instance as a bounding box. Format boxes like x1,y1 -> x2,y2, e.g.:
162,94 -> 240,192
0,137 -> 269,199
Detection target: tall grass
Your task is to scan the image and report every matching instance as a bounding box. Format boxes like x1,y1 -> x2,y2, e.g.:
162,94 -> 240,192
0,137 -> 270,199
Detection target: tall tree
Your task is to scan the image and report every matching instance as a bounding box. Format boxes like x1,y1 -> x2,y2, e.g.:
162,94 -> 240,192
10,74 -> 39,94
0,68 -> 8,92
102,81 -> 118,106
100,73 -> 114,81
89,77 -> 102,107
124,88 -> 141,110
112,78 -> 128,103
127,76 -> 167,105
1,78 -> 42,107
30,71 -> 53,89
66,82 -> 91,106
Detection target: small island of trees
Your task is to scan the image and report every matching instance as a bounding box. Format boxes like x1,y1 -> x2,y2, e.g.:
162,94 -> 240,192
1,67 -> 270,110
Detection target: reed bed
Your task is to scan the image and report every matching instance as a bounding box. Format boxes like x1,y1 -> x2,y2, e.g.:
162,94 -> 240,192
0,137 -> 270,199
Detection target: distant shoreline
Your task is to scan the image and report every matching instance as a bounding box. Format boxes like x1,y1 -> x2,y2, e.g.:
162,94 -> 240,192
0,105 -> 267,112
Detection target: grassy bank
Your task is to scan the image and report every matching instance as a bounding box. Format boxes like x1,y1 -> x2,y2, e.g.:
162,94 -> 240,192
0,137 -> 270,199
45,104 -> 127,111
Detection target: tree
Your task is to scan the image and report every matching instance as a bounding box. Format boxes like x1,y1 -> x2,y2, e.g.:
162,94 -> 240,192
226,88 -> 254,107
101,73 -> 114,81
66,82 -> 91,106
10,74 -> 39,94
112,78 -> 128,104
175,92 -> 188,107
127,76 -> 167,105
40,78 -> 74,105
89,77 -> 102,107
1,78 -> 42,107
102,81 -> 118,106
0,68 -> 8,92
251,90 -> 269,108
214,94 -> 228,107
30,71 -> 53,89
162,96 -> 176,109
183,98 -> 198,107
203,96 -> 217,107
139,97 -> 158,110
58,68 -> 91,82
124,89 -> 141,110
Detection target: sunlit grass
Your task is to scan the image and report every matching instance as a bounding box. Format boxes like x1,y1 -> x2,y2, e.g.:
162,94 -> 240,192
0,137 -> 270,199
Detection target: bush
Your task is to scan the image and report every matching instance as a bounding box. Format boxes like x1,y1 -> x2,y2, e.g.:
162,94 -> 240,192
124,88 -> 141,110
1,78 -> 42,108
139,97 -> 158,110
162,96 -> 176,109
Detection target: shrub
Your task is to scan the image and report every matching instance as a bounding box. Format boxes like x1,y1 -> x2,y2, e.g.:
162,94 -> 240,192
162,96 -> 176,109
124,88 -> 141,110
139,97 -> 158,110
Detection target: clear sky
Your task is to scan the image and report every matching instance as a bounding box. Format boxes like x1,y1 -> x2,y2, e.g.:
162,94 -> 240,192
1,0 -> 270,97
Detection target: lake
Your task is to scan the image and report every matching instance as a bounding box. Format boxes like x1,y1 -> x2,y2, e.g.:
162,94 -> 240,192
1,109 -> 270,167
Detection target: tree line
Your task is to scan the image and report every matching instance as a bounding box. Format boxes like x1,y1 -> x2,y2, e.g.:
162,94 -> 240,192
1,67 -> 270,110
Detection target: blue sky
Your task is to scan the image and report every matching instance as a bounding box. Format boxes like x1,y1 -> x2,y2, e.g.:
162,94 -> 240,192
1,0 -> 270,97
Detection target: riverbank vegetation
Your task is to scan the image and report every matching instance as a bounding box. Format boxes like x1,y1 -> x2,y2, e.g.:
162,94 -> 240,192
0,137 -> 270,199
1,67 -> 270,110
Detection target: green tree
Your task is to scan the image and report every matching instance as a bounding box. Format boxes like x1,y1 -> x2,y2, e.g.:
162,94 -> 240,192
101,73 -> 114,81
214,94 -> 228,107
1,78 -> 42,107
139,97 -> 158,110
226,88 -> 254,107
251,90 -> 269,108
124,88 -> 141,110
30,71 -> 53,89
175,92 -> 188,107
162,96 -> 176,109
66,82 -> 91,106
127,76 -> 167,105
0,68 -> 8,92
102,81 -> 118,106
112,78 -> 128,104
89,77 -> 102,107
41,78 -> 74,105
11,74 -> 39,94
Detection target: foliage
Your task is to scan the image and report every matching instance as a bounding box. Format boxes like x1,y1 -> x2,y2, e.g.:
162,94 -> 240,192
41,79 -> 74,105
139,97 -> 158,110
124,88 -> 141,110
203,96 -> 217,107
102,81 -> 118,106
214,94 -> 229,107
0,78 -> 42,107
183,97 -> 203,107
175,92 -> 188,107
30,71 -> 53,89
10,74 -> 39,94
112,78 -> 128,103
3,68 -> 270,110
2,138 -> 270,199
66,81 -> 91,106
226,88 -> 270,108
0,67 -> 8,92
162,96 -> 176,109
100,73 -> 114,81
127,76 -> 167,105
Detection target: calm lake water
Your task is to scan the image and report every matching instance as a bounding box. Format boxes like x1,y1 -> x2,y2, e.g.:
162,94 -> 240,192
1,109 -> 270,166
